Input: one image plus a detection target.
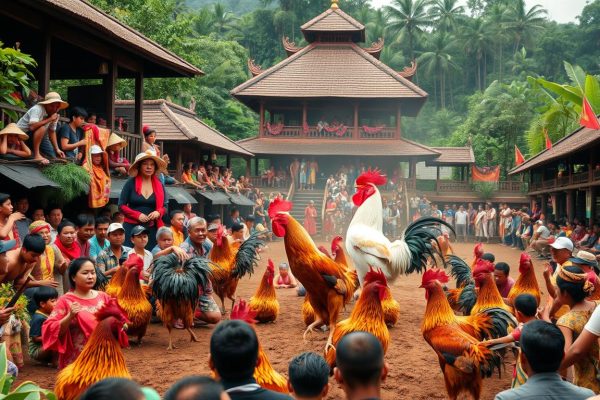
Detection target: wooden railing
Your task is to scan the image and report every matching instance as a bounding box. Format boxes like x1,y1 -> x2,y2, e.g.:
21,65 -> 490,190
359,127 -> 396,139
594,169 -> 600,181
437,180 -> 471,192
573,172 -> 589,184
262,125 -> 398,139
497,181 -> 527,192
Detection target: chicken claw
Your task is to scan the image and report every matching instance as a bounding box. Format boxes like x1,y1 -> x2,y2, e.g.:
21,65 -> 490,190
303,319 -> 323,342
188,328 -> 200,343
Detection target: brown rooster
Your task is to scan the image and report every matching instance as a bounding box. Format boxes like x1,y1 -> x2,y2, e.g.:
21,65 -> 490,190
105,263 -> 128,298
420,269 -> 512,400
269,197 -> 354,352
54,298 -> 130,400
507,252 -> 541,307
325,267 -> 389,369
249,259 -> 279,323
209,224 -> 263,314
152,253 -> 213,350
116,254 -> 152,344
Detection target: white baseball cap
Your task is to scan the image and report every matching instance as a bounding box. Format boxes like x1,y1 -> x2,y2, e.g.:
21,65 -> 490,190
107,222 -> 125,234
549,237 -> 573,252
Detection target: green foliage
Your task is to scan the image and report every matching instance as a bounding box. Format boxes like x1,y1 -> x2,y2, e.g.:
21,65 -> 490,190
0,284 -> 29,323
0,343 -> 56,399
0,42 -> 37,126
42,163 -> 91,203
472,181 -> 496,200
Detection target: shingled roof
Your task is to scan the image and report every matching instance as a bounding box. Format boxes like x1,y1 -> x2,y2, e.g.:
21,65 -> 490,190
427,147 -> 475,165
510,123 -> 600,175
115,100 -> 252,156
301,7 -> 365,42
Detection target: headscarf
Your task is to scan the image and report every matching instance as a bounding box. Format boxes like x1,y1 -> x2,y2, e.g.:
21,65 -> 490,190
54,233 -> 81,261
29,220 -> 51,235
558,266 -> 595,295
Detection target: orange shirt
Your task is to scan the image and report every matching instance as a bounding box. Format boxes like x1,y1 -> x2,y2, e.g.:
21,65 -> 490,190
171,226 -> 184,246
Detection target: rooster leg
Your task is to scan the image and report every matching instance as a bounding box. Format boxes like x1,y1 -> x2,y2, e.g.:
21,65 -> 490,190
220,297 -> 226,315
324,326 -> 336,353
166,325 -> 177,350
187,327 -> 200,343
229,297 -> 235,313
303,318 -> 323,342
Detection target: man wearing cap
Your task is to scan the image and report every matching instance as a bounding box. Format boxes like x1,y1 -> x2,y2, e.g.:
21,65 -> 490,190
126,225 -> 153,278
206,222 -> 220,245
95,223 -> 131,276
543,236 -> 575,319
16,91 -> 68,163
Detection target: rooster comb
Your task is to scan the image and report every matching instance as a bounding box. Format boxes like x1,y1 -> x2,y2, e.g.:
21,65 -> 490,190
268,196 -> 292,219
473,258 -> 494,274
519,252 -> 532,266
474,243 -> 484,258
124,253 -> 144,270
355,169 -> 387,187
230,298 -> 258,325
95,298 -> 128,323
216,223 -> 225,237
364,266 -> 388,285
267,259 -> 275,273
421,268 -> 449,286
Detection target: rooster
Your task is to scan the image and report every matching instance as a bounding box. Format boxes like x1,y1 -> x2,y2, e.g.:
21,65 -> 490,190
471,243 -> 484,270
54,298 -> 130,400
152,254 -> 213,350
117,254 -> 152,344
324,267 -> 389,369
226,299 -> 288,393
105,265 -> 128,298
269,197 -> 355,351
507,253 -> 541,307
420,269 -> 513,400
209,224 -> 263,314
249,259 -> 279,323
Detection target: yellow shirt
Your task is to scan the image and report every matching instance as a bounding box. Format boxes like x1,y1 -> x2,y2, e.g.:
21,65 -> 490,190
171,227 -> 184,247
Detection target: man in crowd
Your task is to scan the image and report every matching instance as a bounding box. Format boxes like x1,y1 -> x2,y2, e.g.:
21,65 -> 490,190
543,237 -> 574,318
89,216 -> 110,260
75,214 -> 95,257
230,223 -> 245,247
495,320 -> 594,399
95,223 -> 131,276
14,197 -> 32,241
46,206 -> 63,242
58,106 -> 87,160
164,376 -> 229,400
0,234 -> 45,287
467,202 -> 476,238
494,262 -> 515,298
334,331 -> 388,400
169,210 -> 186,247
443,205 -> 454,226
529,220 -> 552,259
455,205 -> 468,243
0,240 -> 16,324
288,352 -> 330,400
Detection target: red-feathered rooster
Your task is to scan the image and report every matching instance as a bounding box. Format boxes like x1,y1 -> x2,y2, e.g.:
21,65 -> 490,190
117,254 -> 152,344
209,224 -> 263,314
420,269 -> 513,400
324,267 -> 389,369
269,197 -> 354,351
249,259 -> 279,323
152,254 -> 213,350
471,243 -> 484,270
54,298 -> 130,400
507,253 -> 540,307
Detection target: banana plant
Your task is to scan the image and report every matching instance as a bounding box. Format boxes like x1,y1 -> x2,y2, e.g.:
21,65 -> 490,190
0,343 -> 56,400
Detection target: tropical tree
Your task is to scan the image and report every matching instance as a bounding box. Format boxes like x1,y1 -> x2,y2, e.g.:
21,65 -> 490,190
429,0 -> 464,32
504,0 -> 547,53
385,0 -> 433,60
212,2 -> 236,37
461,18 -> 494,91
418,31 -> 459,108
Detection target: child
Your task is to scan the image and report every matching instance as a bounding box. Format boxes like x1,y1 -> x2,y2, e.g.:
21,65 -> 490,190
288,352 -> 330,400
106,133 -> 130,176
28,286 -> 59,366
0,123 -> 32,159
275,262 -> 297,289
152,226 -> 188,262
127,225 -> 153,283
481,293 -> 538,387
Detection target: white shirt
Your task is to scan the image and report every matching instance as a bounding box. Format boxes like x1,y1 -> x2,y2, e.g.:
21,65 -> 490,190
126,248 -> 153,273
16,104 -> 57,132
455,210 -> 468,225
585,305 -> 600,336
536,225 -> 551,239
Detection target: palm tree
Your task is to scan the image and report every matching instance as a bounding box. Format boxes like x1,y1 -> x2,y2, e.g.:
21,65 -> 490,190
193,7 -> 215,37
429,0 -> 464,32
505,0 -> 547,53
366,8 -> 389,44
461,18 -> 494,91
418,31 -> 459,108
484,3 -> 509,83
212,3 -> 236,37
385,0 -> 433,60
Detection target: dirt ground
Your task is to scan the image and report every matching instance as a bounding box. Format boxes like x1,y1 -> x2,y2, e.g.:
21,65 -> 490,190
18,241 -> 550,399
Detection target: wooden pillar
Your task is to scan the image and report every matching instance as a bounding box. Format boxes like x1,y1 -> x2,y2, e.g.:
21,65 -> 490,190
436,166 -> 440,191
226,154 -> 231,168
259,101 -> 265,137
395,104 -> 402,138
103,60 -> 117,130
38,34 -> 51,96
175,143 -> 182,180
254,158 -> 259,176
134,71 -> 144,136
566,190 -> 575,222
353,102 -> 359,139
541,193 -> 548,217
590,187 -> 596,227
245,158 -> 251,177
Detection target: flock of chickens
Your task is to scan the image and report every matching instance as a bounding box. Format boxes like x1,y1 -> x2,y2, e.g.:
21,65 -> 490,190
52,169 -> 543,400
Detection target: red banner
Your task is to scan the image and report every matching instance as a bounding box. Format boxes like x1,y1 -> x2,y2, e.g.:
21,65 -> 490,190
323,124 -> 348,137
472,165 -> 500,182
361,125 -> 385,134
266,122 -> 284,136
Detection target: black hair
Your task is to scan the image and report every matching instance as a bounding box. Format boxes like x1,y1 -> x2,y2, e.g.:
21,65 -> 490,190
288,352 -> 329,397
80,378 -> 143,400
94,216 -> 111,227
46,205 -> 62,215
33,286 -> 59,307
520,320 -> 564,373
206,214 -> 220,224
556,265 -> 590,302
170,210 -> 184,220
513,293 -> 537,317
164,376 -> 224,400
75,213 -> 95,228
68,257 -> 95,289
69,106 -> 88,121
245,215 -> 255,222
0,193 -> 10,205
231,222 -> 244,233
481,253 -> 495,263
57,219 -> 75,234
494,262 -> 510,276
230,207 -> 239,215
335,331 -> 384,389
210,320 -> 258,381
22,234 -> 45,254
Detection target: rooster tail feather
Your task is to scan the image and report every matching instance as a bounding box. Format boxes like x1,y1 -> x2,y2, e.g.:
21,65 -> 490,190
152,253 -> 213,305
448,255 -> 474,288
457,283 -> 477,315
477,307 -> 518,340
399,217 -> 455,274
232,231 -> 264,279
94,265 -> 110,291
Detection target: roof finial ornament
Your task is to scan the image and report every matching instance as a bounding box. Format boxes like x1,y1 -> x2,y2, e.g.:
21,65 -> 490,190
331,0 -> 339,9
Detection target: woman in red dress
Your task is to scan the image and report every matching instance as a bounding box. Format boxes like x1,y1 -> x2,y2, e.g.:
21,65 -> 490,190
303,200 -> 318,236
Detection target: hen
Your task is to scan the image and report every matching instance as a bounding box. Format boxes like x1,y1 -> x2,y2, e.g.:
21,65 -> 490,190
209,224 -> 263,313
54,298 -> 130,400
507,253 -> 540,307
153,254 -> 213,350
116,254 -> 152,343
249,259 -> 279,323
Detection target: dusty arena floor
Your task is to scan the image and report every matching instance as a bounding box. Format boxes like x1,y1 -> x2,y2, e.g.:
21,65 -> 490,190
19,241 -> 548,399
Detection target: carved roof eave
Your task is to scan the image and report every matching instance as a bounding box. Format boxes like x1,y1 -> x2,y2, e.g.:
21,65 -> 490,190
248,59 -> 263,77
363,37 -> 384,59
282,36 -> 303,57
398,60 -> 417,81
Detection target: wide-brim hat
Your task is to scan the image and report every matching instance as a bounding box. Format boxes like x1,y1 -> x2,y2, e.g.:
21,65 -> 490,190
0,123 -> 28,140
38,91 -> 69,110
129,150 -> 167,177
107,132 -> 127,150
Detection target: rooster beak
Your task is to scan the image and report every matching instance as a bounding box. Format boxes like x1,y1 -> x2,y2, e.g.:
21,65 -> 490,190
418,284 -> 424,288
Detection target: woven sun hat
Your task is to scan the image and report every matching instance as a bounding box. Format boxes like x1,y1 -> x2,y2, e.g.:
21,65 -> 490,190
107,132 -> 127,150
128,149 -> 167,177
0,123 -> 28,140
569,250 -> 598,268
38,91 -> 69,110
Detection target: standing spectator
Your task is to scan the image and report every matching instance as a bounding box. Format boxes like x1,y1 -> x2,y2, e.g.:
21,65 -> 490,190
31,208 -> 45,222
467,203 -> 476,239
95,223 -> 131,277
119,151 -> 168,250
126,226 -> 153,281
510,210 -> 522,249
54,220 -> 80,267
409,196 -> 419,219
169,210 -> 186,247
28,286 -> 59,365
58,106 -> 87,161
455,205 -> 468,243
299,159 -> 307,191
288,352 -> 330,399
519,216 -> 533,250
14,196 -> 31,243
74,214 -> 95,258
0,193 -> 24,249
16,91 -> 67,163
89,217 -> 110,261
475,205 -> 487,242
182,203 -> 197,227
443,205 -> 454,226
308,159 -> 318,190
486,203 -> 497,241
28,221 -> 67,295
46,206 -> 63,242
303,201 -> 318,237
290,158 -> 300,190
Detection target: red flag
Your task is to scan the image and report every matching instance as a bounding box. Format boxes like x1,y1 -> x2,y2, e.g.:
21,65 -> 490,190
544,128 -> 552,150
515,144 -> 525,166
581,97 -> 600,129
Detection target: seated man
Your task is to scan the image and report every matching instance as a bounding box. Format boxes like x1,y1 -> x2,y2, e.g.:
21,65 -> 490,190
57,106 -> 86,161
0,234 -> 46,287
333,331 -> 388,400
494,320 -> 595,400
209,320 -> 292,400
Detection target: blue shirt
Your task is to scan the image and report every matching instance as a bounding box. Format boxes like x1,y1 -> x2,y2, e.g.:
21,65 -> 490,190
179,236 -> 212,258
29,310 -> 48,339
57,123 -> 82,158
89,236 -> 110,261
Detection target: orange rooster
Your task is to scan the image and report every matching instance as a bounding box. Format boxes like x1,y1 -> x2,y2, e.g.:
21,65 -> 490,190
116,254 -> 152,344
249,259 -> 279,323
420,269 -> 510,400
325,267 -> 389,369
54,298 -> 130,400
209,224 -> 263,313
105,263 -> 128,298
226,299 -> 288,393
507,253 -> 541,307
269,197 -> 354,351
471,243 -> 484,270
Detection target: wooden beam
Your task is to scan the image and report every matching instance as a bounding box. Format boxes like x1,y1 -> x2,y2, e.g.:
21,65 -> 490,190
226,154 -> 231,168
302,101 -> 307,137
38,33 -> 51,96
103,60 -> 117,130
259,101 -> 265,137
353,102 -> 359,139
134,71 -> 144,136
175,142 -> 183,180
396,104 -> 401,138
245,158 -> 251,177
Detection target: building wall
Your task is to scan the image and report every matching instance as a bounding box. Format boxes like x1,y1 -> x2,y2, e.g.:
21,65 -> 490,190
416,162 -> 452,180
